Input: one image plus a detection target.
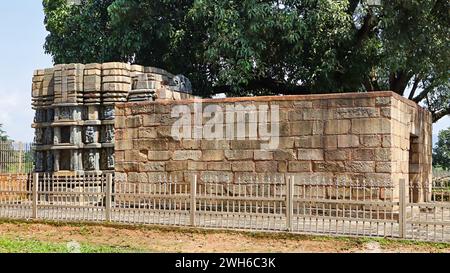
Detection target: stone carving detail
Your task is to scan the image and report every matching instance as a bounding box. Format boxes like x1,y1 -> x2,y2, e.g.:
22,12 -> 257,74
34,110 -> 45,123
71,127 -> 82,145
46,152 -> 54,172
73,107 -> 82,120
135,73 -> 150,90
129,73 -> 156,101
59,107 -> 73,120
47,109 -> 55,122
33,62 -> 196,174
53,129 -> 60,144
44,128 -> 53,145
85,126 -> 96,144
81,107 -> 89,120
107,149 -> 115,169
103,106 -> 115,120
84,150 -> 96,170
105,125 -> 115,143
34,110 -> 41,123
53,151 -> 60,172
172,75 -> 192,94
71,151 -> 83,171
34,128 -> 44,144
35,152 -> 44,172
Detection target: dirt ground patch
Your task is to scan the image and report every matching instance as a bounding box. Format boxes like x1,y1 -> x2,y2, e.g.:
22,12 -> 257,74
0,220 -> 449,253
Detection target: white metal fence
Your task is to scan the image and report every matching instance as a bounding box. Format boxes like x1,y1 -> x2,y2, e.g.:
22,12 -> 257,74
433,169 -> 450,179
405,180 -> 450,241
0,141 -> 34,173
0,173 -> 449,242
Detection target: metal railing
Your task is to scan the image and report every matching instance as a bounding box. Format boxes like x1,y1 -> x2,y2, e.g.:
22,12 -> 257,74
0,173 -> 449,242
0,141 -> 34,173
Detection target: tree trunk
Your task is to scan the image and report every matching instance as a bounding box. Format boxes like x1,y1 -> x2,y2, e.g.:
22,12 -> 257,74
389,71 -> 410,95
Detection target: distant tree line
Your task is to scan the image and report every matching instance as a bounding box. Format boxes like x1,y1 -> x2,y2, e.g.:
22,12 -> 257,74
0,124 -> 8,141
433,127 -> 450,171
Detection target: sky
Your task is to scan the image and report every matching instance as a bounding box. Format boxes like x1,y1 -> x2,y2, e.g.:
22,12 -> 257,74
0,1 -> 53,142
0,1 -> 448,144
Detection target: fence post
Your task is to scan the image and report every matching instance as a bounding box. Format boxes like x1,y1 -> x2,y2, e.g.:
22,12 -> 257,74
190,175 -> 197,227
399,179 -> 406,239
18,142 -> 23,173
105,173 -> 113,222
286,176 -> 294,232
32,173 -> 39,219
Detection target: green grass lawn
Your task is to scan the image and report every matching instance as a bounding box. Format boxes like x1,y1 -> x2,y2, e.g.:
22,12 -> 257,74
0,237 -> 142,253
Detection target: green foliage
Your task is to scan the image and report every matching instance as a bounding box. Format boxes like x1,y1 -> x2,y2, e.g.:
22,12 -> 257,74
185,0 -> 353,96
43,0 -> 122,63
433,128 -> 450,170
0,124 -> 7,141
0,237 -> 140,253
43,0 -> 450,121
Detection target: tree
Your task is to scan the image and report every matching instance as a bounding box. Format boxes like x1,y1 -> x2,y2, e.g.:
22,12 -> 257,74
43,0 -> 450,122
433,128 -> 450,170
0,124 -> 7,141
43,0 -> 121,64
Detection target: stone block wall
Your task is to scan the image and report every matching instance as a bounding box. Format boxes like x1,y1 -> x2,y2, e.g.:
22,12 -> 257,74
388,96 -> 433,202
115,91 -> 432,201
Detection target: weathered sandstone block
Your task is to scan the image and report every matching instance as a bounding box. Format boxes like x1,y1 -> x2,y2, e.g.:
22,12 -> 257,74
352,118 -> 390,134
202,150 -> 225,161
232,162 -> 255,172
337,135 -> 360,148
173,150 -> 202,161
288,162 -> 312,172
325,120 -> 351,135
297,149 -> 324,161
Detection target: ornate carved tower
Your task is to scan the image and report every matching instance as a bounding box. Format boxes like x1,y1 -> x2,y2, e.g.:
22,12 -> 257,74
32,62 -> 193,175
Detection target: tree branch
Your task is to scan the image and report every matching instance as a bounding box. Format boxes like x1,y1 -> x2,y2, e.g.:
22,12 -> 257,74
348,0 -> 361,15
408,76 -> 421,100
363,78 -> 374,92
356,10 -> 378,45
413,86 -> 433,103
363,74 -> 380,92
389,70 -> 411,95
433,107 -> 450,123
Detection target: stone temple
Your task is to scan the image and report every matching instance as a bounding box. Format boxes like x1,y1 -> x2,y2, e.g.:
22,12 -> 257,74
31,63 -> 195,174
31,62 -> 433,205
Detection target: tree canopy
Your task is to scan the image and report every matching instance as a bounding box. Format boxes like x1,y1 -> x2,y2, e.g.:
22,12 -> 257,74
43,0 -> 449,122
0,124 -> 8,141
433,127 -> 450,170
